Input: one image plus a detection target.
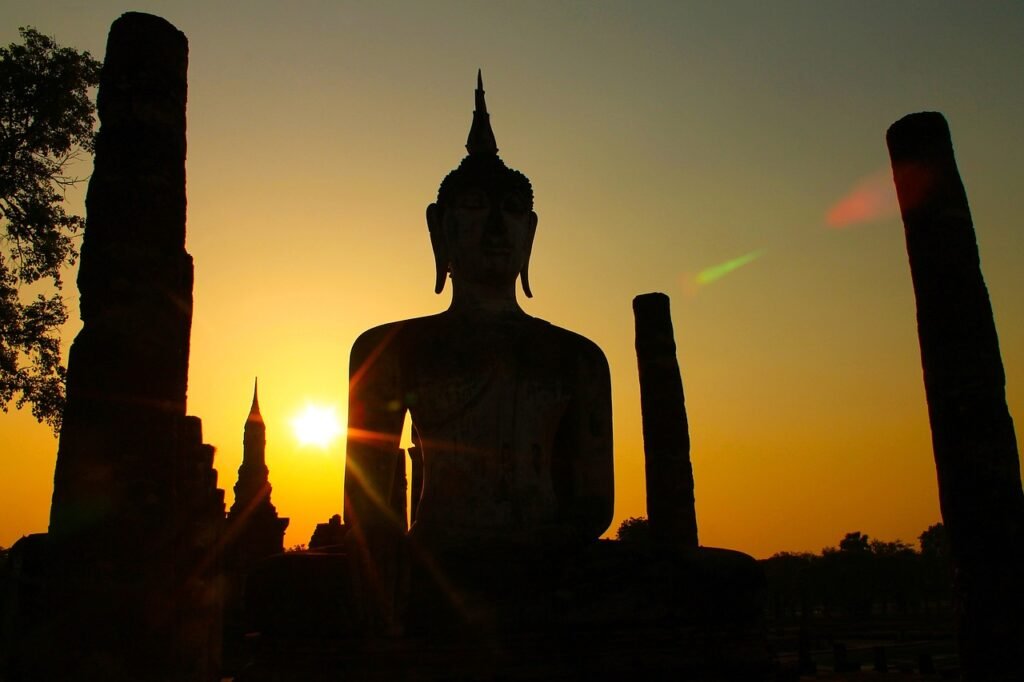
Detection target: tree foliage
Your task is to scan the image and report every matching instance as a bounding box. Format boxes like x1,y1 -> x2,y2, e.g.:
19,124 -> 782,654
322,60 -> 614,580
615,516 -> 651,544
836,531 -> 871,554
0,27 -> 101,431
918,523 -> 949,561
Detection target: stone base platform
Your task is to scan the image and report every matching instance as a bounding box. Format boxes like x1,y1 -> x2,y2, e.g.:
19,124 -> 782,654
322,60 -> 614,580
233,541 -> 772,681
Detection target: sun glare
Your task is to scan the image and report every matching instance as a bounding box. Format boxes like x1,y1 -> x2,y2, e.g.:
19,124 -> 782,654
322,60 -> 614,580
291,404 -> 343,448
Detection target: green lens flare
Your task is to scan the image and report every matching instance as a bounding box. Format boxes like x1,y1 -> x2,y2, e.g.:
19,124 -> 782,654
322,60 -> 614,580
695,250 -> 764,286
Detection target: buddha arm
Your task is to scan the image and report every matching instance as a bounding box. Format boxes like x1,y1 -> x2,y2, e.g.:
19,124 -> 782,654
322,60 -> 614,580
343,324 -> 407,539
560,339 -> 615,542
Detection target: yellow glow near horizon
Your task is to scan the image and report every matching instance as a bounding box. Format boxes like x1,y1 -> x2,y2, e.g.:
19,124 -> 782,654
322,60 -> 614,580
291,404 -> 343,449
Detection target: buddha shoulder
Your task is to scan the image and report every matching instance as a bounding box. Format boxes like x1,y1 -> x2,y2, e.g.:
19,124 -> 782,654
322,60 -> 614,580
349,315 -> 447,366
525,317 -> 610,373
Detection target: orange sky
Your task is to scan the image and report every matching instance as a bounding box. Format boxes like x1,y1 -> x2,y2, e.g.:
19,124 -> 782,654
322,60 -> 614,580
1,2 -> 1022,558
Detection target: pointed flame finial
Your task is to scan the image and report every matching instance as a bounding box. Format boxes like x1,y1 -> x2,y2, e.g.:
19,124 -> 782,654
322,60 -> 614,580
249,377 -> 262,421
466,69 -> 498,156
476,69 -> 486,113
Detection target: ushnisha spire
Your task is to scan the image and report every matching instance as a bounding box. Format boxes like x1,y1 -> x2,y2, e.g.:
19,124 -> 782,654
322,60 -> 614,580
466,69 -> 498,156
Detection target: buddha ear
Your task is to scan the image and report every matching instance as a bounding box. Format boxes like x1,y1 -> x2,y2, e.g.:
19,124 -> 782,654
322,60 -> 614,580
426,203 -> 448,295
520,211 -> 538,298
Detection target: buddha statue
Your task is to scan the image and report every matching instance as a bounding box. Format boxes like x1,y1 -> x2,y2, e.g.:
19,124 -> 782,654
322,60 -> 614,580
342,73 -> 614,562
244,77 -> 766,672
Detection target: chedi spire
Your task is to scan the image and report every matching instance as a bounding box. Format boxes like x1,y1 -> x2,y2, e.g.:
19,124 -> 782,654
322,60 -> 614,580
248,376 -> 262,424
226,378 -> 288,568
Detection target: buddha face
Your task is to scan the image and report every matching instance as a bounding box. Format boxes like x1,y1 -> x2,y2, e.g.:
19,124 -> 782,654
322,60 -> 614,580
429,184 -> 537,292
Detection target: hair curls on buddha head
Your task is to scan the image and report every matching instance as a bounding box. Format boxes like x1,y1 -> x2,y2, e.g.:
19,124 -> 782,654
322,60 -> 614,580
436,155 -> 534,213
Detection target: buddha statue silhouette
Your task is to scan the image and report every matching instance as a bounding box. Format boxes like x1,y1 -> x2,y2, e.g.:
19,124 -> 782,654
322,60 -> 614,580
246,76 -> 764,666
343,72 -> 614,566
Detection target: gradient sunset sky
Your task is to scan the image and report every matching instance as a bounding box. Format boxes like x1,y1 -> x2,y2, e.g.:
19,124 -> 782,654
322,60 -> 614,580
2,1 -> 1021,558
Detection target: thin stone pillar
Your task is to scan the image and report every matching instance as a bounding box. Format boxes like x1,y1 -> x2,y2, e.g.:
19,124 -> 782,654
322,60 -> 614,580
887,111 -> 1024,680
633,293 -> 698,548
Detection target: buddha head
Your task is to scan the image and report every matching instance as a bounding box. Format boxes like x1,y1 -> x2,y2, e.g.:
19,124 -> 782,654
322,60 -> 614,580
427,72 -> 537,297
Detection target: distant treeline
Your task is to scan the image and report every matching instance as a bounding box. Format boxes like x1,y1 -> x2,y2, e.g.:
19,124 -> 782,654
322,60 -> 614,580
761,526 -> 952,620
615,518 -> 953,620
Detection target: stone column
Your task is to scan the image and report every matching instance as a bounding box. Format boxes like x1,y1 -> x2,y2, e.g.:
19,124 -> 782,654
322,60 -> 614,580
44,13 -> 223,681
633,293 -> 698,548
51,11 -> 192,542
887,111 -> 1024,680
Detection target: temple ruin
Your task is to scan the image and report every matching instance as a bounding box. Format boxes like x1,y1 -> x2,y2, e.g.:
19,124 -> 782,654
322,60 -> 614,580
21,12 -> 1024,681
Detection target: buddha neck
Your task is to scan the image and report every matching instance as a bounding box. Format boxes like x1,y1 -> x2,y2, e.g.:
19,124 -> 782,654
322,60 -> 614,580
448,280 -> 525,317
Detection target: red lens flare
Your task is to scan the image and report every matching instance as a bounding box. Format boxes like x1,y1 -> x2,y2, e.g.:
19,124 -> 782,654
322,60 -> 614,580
826,168 -> 899,229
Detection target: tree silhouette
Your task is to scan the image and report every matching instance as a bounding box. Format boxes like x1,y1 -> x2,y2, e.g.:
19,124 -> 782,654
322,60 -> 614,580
918,523 -> 949,561
763,526 -> 952,620
918,523 -> 952,612
869,539 -> 917,614
0,27 -> 100,430
837,531 -> 871,553
821,532 -> 874,616
615,516 -> 651,544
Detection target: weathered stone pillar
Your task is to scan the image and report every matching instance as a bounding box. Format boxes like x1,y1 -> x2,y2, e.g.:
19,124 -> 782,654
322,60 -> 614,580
633,293 -> 698,548
887,111 -> 1024,680
51,11 -> 192,541
44,13 -> 223,681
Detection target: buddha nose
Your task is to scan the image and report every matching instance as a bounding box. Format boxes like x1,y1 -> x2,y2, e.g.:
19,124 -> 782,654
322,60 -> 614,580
485,206 -> 507,239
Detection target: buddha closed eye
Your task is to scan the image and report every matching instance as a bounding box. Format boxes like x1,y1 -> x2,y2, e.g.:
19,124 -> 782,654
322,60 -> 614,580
502,194 -> 527,216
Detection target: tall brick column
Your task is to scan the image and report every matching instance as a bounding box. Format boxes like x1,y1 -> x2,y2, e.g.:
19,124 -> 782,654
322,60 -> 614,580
45,14 -> 223,680
633,293 -> 699,548
887,112 -> 1024,680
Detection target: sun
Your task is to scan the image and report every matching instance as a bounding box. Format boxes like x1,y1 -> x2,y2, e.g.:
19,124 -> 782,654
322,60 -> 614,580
291,403 -> 342,448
